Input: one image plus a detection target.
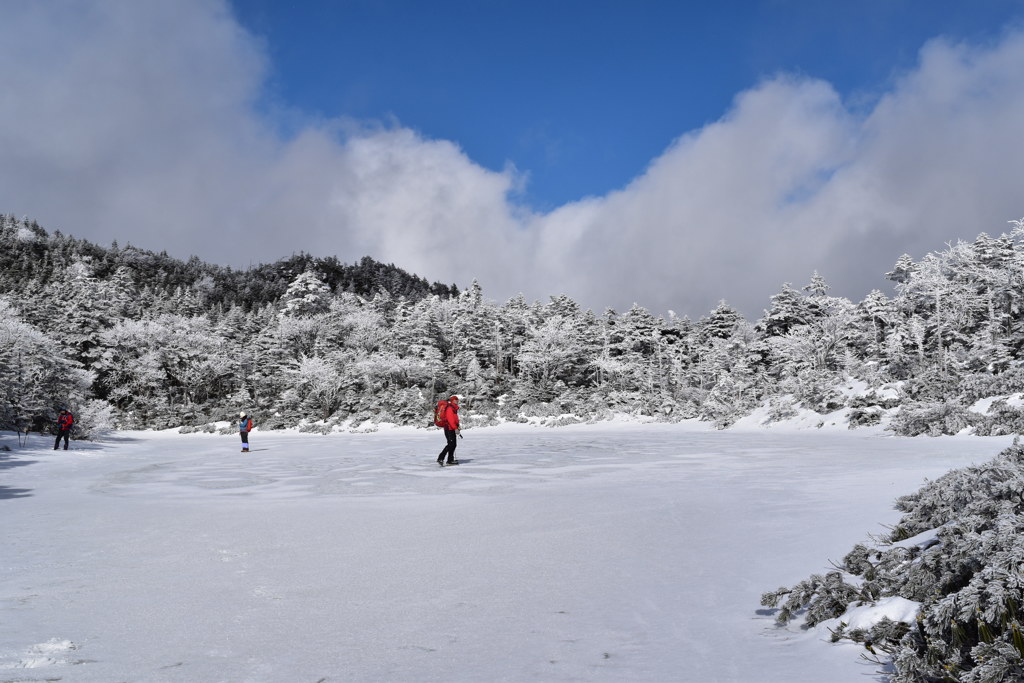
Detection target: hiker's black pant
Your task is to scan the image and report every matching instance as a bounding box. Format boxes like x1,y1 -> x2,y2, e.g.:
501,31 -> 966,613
438,428 -> 458,462
54,429 -> 70,450
240,431 -> 249,447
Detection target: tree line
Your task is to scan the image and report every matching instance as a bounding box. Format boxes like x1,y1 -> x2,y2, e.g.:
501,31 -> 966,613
3,213 -> 1024,437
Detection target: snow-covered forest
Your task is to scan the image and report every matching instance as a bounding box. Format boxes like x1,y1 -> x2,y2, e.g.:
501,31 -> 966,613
4,213 -> 1024,437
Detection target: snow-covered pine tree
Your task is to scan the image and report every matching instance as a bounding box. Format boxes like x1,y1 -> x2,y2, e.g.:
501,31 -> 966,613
758,283 -> 817,337
281,269 -> 332,317
0,299 -> 91,434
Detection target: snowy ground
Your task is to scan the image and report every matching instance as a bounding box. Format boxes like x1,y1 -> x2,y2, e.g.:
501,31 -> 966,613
0,422 -> 1015,682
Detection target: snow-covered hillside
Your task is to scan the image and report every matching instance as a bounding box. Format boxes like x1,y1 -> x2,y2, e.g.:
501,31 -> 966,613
1,423 -> 1013,681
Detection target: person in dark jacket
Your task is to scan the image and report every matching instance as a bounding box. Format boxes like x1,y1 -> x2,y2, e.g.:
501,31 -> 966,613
239,412 -> 253,452
54,409 -> 73,450
436,395 -> 460,466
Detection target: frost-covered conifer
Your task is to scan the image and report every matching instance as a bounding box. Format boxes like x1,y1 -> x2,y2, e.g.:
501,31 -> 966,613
0,299 -> 91,432
759,283 -> 815,336
290,355 -> 346,421
281,270 -> 332,317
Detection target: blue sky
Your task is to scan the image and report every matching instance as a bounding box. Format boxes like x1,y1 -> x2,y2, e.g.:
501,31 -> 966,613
232,0 -> 1022,210
3,0 -> 1024,317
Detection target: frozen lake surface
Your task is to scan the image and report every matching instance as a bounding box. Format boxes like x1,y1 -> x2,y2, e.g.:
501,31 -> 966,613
0,423 -> 1014,682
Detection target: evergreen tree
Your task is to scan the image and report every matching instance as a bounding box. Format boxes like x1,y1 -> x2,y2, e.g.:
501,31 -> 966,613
281,269 -> 332,317
885,253 -> 916,284
759,283 -> 816,336
697,301 -> 744,341
859,289 -> 895,363
0,299 -> 91,433
54,259 -> 123,367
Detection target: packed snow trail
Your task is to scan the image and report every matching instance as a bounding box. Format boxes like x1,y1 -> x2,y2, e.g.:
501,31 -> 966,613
0,423 -> 1013,682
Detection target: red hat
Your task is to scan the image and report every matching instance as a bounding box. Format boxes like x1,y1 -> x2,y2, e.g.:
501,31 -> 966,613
449,395 -> 460,402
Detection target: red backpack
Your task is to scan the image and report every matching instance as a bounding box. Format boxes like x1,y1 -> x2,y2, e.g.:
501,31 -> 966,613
433,399 -> 450,427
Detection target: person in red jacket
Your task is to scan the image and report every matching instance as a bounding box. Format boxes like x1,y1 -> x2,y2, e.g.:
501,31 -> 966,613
436,395 -> 460,467
54,409 -> 73,450
239,411 -> 254,452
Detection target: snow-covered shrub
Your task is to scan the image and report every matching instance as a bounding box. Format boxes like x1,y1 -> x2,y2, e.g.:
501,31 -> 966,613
178,422 -> 219,434
262,388 -> 305,430
519,401 -> 563,418
698,397 -> 737,429
889,400 -> 979,436
763,396 -> 799,424
782,369 -> 846,414
584,385 -> 628,414
671,387 -> 706,420
847,406 -> 883,428
584,406 -> 616,423
847,389 -> 901,411
762,444 -> 1024,682
901,365 -> 963,403
465,397 -> 500,421
698,379 -> 745,428
497,383 -> 560,421
256,413 -> 293,431
829,616 -> 912,651
960,366 -> 1024,404
760,571 -> 862,627
297,420 -> 335,434
72,399 -> 117,439
463,412 -> 500,428
120,403 -> 184,430
974,399 -> 1024,437
496,403 -> 529,423
554,387 -> 592,416
373,387 -> 429,425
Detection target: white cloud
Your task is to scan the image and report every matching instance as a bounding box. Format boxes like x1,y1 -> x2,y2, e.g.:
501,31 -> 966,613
530,76 -> 855,315
531,32 -> 1024,316
2,1 -> 1024,318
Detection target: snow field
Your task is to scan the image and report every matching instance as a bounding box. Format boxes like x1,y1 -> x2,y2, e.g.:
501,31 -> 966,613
0,423 -> 1015,682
